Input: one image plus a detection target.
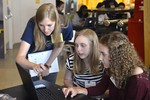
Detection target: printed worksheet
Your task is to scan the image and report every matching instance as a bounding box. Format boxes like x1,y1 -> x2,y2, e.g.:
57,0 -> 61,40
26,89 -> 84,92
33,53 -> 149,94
28,50 -> 59,77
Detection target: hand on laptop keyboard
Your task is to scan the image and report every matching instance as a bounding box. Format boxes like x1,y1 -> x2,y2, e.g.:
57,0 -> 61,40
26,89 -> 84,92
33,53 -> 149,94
62,87 -> 77,98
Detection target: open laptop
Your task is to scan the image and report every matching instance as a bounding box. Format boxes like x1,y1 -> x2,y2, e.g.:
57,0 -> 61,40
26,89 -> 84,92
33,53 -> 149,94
83,18 -> 96,29
16,63 -> 95,100
16,63 -> 65,100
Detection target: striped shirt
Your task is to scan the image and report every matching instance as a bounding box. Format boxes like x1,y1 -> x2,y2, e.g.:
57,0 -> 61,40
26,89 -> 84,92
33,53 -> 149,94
66,54 -> 105,88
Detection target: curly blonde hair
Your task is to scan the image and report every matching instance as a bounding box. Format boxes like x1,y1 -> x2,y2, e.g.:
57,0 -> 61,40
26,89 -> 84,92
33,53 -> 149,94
99,31 -> 148,89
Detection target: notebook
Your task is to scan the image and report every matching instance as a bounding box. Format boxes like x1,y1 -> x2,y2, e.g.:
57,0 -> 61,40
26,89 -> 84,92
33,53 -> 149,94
16,63 -> 65,100
28,50 -> 59,77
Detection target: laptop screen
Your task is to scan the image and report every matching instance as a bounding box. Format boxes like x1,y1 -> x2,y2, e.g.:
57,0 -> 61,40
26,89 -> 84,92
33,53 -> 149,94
16,63 -> 65,100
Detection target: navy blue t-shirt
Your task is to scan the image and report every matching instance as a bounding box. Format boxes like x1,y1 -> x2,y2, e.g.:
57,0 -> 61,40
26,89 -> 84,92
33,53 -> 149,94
21,18 -> 73,54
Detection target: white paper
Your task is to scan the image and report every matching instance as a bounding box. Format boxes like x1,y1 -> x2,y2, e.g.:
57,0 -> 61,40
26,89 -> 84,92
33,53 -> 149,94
28,50 -> 59,77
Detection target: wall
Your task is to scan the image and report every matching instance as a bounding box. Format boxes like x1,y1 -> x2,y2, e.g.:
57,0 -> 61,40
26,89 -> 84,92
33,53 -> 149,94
0,0 -> 3,20
3,0 -> 12,54
144,0 -> 150,66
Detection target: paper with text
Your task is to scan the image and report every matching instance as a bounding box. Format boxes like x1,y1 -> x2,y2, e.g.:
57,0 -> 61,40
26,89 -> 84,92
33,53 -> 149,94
28,50 -> 59,77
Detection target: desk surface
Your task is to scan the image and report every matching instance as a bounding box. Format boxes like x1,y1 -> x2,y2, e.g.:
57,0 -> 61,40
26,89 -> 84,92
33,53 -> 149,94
1,85 -> 95,100
1,85 -> 29,100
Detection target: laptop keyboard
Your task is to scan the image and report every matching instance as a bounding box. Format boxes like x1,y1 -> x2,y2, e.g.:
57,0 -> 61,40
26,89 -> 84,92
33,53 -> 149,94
36,88 -> 58,100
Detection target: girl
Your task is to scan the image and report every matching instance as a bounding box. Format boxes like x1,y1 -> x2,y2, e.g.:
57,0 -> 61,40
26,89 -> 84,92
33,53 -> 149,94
63,31 -> 150,100
16,3 -> 72,83
64,29 -> 104,89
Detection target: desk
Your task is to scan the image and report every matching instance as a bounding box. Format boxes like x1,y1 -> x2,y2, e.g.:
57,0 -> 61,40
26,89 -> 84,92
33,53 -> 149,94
0,85 -> 29,100
0,85 -> 95,100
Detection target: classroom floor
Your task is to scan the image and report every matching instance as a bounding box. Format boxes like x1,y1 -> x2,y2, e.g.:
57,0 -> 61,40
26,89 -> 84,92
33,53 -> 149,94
0,43 -> 67,90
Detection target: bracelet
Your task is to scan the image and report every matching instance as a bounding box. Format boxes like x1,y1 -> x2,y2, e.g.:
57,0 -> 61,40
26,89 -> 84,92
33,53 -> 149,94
44,63 -> 51,69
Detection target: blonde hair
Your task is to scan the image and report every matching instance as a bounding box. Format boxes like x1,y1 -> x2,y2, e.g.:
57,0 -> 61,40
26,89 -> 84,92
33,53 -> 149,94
74,29 -> 100,74
99,31 -> 148,89
34,3 -> 61,51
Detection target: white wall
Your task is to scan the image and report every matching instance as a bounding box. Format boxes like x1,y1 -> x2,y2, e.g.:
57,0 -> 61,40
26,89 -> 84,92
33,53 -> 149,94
0,0 -> 3,20
3,0 -> 13,53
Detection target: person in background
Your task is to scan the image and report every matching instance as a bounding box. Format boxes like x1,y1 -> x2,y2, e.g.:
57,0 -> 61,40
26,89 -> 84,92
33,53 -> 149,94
102,0 -> 118,19
16,3 -> 72,83
102,0 -> 118,8
63,29 -> 105,99
96,2 -> 105,8
56,0 -> 64,15
117,2 -> 131,18
63,31 -> 150,100
117,2 -> 125,9
71,5 -> 89,27
96,2 -> 109,25
56,0 -> 73,43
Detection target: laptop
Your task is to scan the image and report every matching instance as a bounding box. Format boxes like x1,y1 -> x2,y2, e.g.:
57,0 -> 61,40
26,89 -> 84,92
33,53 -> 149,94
16,63 -> 95,100
16,63 -> 65,100
83,18 -> 96,28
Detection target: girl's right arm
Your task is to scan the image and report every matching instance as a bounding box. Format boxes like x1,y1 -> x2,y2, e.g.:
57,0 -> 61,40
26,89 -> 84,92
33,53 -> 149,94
63,87 -> 88,98
63,75 -> 110,98
15,41 -> 46,73
64,68 -> 74,87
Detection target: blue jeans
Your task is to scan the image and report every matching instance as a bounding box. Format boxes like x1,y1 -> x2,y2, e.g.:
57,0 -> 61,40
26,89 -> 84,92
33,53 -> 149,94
32,72 -> 58,83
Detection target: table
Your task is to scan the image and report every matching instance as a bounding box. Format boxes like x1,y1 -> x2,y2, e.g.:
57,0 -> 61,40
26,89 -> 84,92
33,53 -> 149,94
0,85 -> 95,100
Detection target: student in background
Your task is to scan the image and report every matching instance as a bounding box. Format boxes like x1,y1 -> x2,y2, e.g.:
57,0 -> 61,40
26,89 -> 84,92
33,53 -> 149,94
71,5 -> 89,27
56,0 -> 64,15
102,0 -> 118,8
117,2 -> 131,18
56,0 -> 73,43
16,3 -> 72,83
63,29 -> 105,98
96,2 -> 109,25
63,31 -> 150,100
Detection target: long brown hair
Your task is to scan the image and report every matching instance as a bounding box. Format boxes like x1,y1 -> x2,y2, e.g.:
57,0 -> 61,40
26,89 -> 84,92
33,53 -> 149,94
74,29 -> 100,74
34,3 -> 61,51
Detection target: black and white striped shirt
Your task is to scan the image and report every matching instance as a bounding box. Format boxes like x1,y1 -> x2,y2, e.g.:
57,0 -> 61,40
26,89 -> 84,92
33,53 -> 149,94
66,54 -> 105,88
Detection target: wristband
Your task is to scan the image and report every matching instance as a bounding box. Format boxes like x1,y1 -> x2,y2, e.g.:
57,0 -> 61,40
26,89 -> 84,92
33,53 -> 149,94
44,63 -> 51,69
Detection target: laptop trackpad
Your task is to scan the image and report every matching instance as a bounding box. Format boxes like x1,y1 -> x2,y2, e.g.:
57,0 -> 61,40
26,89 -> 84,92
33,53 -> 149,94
35,84 -> 46,89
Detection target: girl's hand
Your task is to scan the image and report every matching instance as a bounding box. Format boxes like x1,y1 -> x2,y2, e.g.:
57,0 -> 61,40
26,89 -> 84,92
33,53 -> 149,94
33,64 -> 47,75
62,87 -> 78,98
41,69 -> 49,76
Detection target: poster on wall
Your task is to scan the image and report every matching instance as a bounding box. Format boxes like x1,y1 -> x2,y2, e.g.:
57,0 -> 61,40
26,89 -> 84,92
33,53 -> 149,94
36,0 -> 40,4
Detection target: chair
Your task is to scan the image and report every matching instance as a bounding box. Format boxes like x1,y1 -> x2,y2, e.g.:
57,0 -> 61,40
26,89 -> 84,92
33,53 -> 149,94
63,30 -> 75,55
59,30 -> 75,64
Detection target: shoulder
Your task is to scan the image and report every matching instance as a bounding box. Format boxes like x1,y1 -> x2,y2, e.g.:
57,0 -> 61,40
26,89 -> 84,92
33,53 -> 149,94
24,17 -> 35,32
128,67 -> 149,85
21,17 -> 35,44
131,66 -> 144,76
66,54 -> 74,70
27,17 -> 35,26
125,76 -> 150,100
67,54 -> 74,61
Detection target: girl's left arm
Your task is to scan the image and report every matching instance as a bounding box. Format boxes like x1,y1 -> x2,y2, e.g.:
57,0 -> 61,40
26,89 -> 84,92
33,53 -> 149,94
45,42 -> 64,66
